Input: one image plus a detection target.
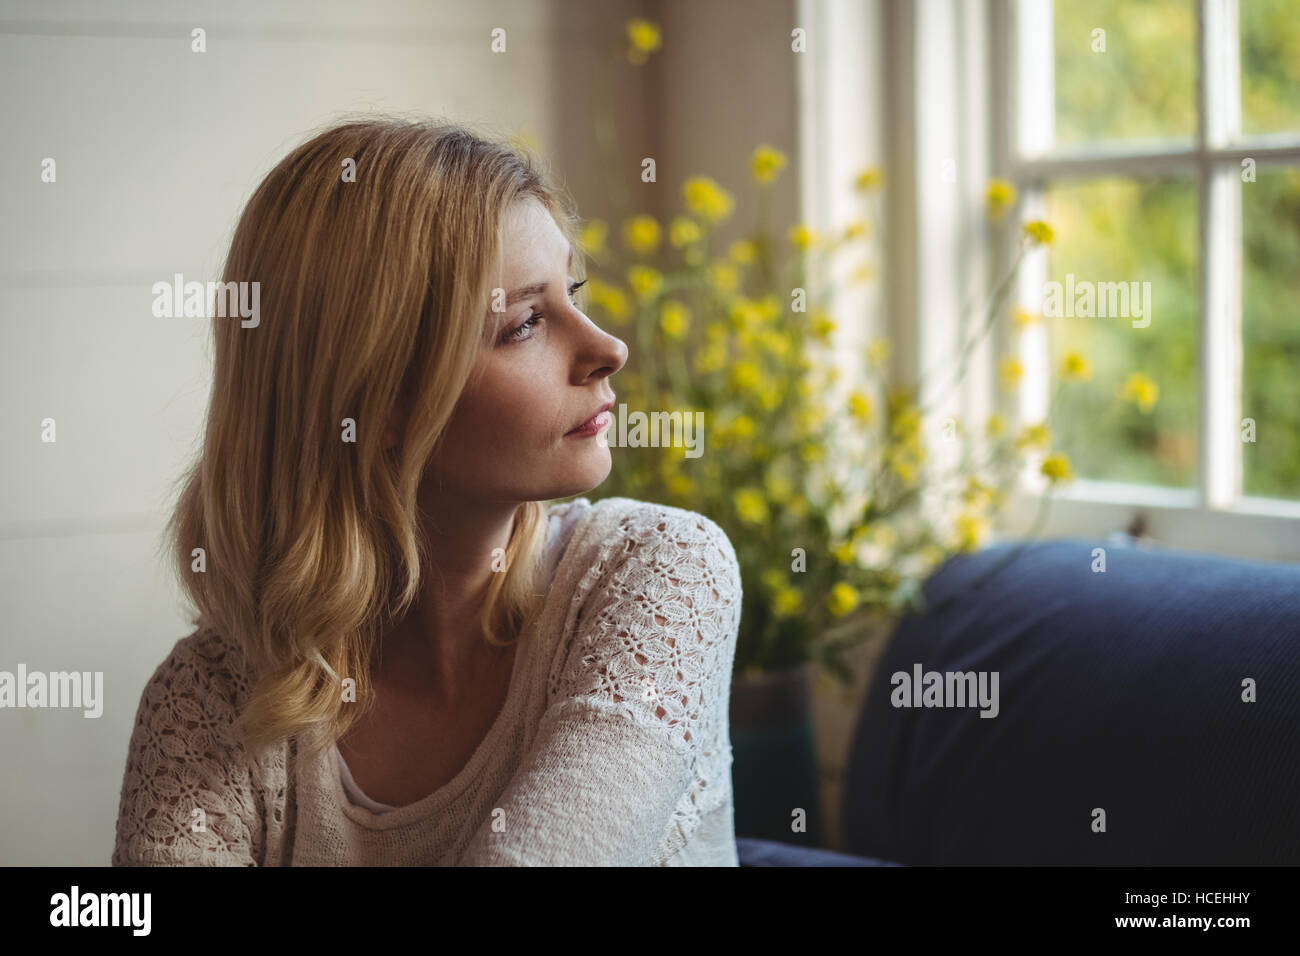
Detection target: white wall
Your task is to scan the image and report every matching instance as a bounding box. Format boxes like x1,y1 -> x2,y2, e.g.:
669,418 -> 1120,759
0,0 -> 641,866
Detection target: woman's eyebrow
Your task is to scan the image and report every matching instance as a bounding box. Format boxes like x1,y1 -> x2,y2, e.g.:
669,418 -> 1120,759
497,245 -> 575,309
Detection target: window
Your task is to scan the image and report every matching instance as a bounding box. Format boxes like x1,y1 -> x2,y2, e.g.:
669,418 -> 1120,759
1003,0 -> 1300,553
796,0 -> 1298,560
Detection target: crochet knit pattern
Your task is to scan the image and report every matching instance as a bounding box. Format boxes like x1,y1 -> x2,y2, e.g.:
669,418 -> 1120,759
112,497 -> 744,866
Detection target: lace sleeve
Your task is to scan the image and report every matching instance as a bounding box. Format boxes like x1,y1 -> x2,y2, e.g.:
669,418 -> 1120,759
111,638 -> 260,866
459,503 -> 743,866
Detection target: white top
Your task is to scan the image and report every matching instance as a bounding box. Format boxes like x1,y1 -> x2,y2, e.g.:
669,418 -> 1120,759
112,495 -> 744,866
336,498 -> 593,813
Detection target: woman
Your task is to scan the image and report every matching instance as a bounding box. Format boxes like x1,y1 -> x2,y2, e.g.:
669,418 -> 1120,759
111,116 -> 744,866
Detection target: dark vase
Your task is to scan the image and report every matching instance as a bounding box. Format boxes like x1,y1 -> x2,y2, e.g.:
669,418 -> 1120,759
728,661 -> 823,846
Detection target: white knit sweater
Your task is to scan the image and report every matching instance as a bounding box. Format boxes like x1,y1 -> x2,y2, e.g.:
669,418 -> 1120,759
111,496 -> 744,866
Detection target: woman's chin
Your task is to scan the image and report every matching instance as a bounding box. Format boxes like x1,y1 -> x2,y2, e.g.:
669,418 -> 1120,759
564,453 -> 613,493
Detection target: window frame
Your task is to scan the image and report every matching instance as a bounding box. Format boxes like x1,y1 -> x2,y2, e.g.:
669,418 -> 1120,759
796,0 -> 1300,563
993,0 -> 1300,561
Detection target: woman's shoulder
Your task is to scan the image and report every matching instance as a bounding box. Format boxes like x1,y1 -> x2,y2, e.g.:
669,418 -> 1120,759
132,626 -> 258,730
582,497 -> 741,577
114,626 -> 266,866
546,497 -> 744,760
557,496 -> 743,635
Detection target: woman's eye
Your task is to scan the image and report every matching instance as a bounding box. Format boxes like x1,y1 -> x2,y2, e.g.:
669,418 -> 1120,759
501,280 -> 587,344
505,314 -> 542,342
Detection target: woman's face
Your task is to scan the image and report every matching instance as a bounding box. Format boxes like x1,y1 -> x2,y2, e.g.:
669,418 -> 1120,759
425,197 -> 628,505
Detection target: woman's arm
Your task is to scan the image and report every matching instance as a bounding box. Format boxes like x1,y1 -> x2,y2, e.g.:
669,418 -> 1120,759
459,506 -> 743,866
112,642 -> 260,866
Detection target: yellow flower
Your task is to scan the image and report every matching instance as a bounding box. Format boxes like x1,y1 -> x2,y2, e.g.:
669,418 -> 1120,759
728,239 -> 757,265
962,476 -> 995,509
865,338 -> 892,367
1022,220 -> 1055,245
666,473 -> 695,499
1016,423 -> 1052,449
1060,350 -> 1093,381
810,311 -> 836,342
626,18 -> 662,65
848,390 -> 873,424
622,215 -> 661,256
729,299 -> 764,331
886,450 -> 918,484
759,329 -> 792,359
985,179 -> 1017,220
1040,453 -> 1074,484
869,524 -> 898,551
659,300 -> 690,340
729,361 -> 762,393
843,220 -> 869,240
668,215 -> 702,248
986,413 -> 1007,438
788,224 -> 817,251
1120,372 -> 1159,412
763,470 -> 791,498
890,401 -> 922,441
579,219 -> 608,256
999,356 -> 1024,391
854,166 -> 884,192
832,541 -> 856,564
773,587 -> 804,619
828,582 -> 860,617
708,261 -> 740,294
751,145 -> 788,185
730,414 -> 756,441
734,487 -> 769,525
954,511 -> 989,552
694,341 -> 727,374
588,277 -> 630,322
788,495 -> 809,517
1013,306 -> 1040,328
797,406 -> 826,434
626,264 -> 663,303
800,442 -> 825,463
683,176 -> 735,224
919,544 -> 946,573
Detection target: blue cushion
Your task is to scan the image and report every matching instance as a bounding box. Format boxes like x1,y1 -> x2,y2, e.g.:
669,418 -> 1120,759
737,837 -> 901,866
843,539 -> 1300,864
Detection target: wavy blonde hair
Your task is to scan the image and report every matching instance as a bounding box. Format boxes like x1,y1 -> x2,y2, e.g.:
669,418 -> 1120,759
163,116 -> 583,760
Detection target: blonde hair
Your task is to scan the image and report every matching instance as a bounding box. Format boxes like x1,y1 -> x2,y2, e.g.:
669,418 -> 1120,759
163,116 -> 584,760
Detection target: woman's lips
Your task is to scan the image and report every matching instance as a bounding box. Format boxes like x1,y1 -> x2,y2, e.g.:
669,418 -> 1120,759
565,410 -> 613,438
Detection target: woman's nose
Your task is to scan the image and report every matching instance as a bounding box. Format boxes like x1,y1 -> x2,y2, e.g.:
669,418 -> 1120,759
574,309 -> 628,378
